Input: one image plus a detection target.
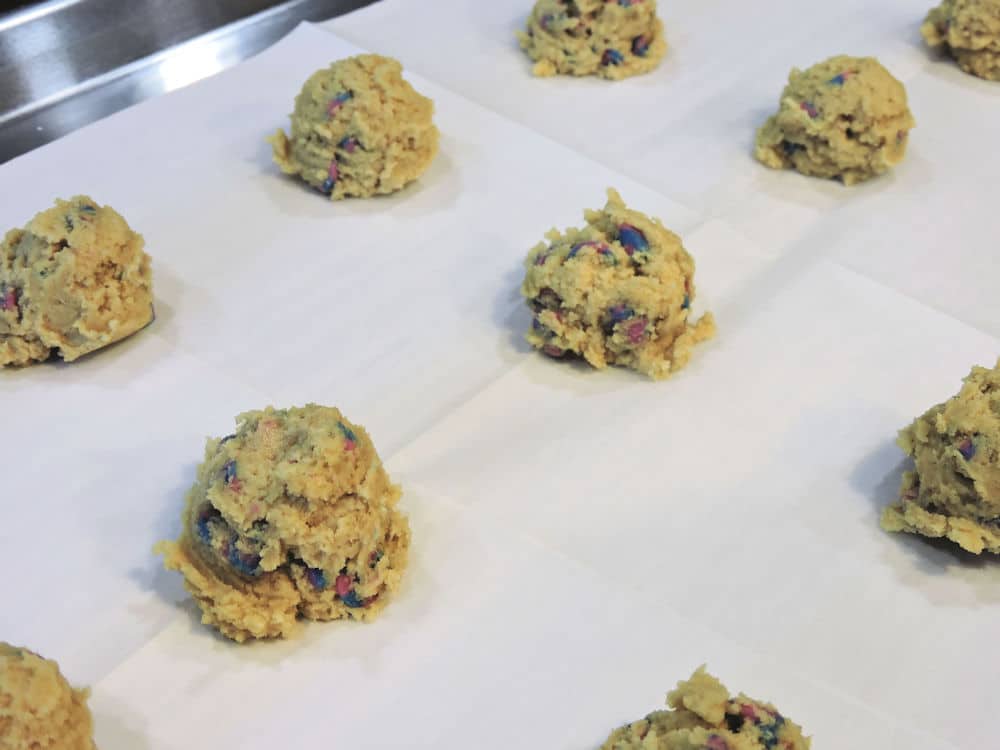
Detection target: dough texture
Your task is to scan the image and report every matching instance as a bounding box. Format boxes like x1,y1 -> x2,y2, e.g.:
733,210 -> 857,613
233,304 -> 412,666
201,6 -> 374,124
881,360 -> 1000,554
754,55 -> 915,185
269,54 -> 439,200
156,404 -> 410,642
1,196 -> 153,367
521,188 -> 714,380
0,643 -> 96,750
517,0 -> 666,80
601,667 -> 811,750
922,0 -> 1000,80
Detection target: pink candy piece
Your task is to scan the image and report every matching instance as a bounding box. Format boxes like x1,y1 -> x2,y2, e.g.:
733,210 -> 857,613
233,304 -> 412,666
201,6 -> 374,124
344,439 -> 356,452
328,161 -> 340,181
800,101 -> 819,119
625,318 -> 647,344
229,478 -> 243,494
335,574 -> 353,596
543,344 -> 566,358
0,287 -> 16,312
705,736 -> 729,750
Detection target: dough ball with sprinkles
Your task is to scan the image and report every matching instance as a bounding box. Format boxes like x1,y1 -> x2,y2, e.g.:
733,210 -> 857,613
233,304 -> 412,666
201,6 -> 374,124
1,195 -> 153,367
754,55 -> 915,185
517,0 -> 666,80
156,404 -> 410,642
922,0 -> 1000,81
268,54 -> 439,200
601,667 -> 811,750
882,359 -> 1000,555
0,642 -> 97,750
521,188 -> 714,380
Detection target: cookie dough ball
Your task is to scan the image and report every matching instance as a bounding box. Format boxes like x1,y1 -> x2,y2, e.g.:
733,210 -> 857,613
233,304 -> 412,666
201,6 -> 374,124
521,188 -> 714,380
0,643 -> 97,750
601,667 -> 811,750
922,0 -> 1000,80
268,54 -> 439,200
754,55 -> 915,185
881,360 -> 1000,554
517,0 -> 666,80
156,405 -> 410,642
1,196 -> 153,367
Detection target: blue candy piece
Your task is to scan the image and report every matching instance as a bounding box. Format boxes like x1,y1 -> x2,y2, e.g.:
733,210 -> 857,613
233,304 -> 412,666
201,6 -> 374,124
196,512 -> 212,544
341,590 -> 364,608
631,35 -> 650,56
609,304 -> 635,323
618,224 -> 649,254
681,295 -> 691,310
958,438 -> 976,461
305,567 -> 327,591
222,459 -> 238,484
758,715 -> 785,750
532,318 -> 547,332
320,176 -> 336,194
337,421 -> 358,443
79,204 -> 97,213
602,49 -> 624,66
227,544 -> 261,577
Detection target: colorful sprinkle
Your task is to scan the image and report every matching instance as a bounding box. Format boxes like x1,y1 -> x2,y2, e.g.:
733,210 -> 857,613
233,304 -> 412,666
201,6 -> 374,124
625,317 -> 648,344
540,13 -> 554,30
615,0 -> 643,6
227,545 -> 261,577
222,459 -> 242,492
957,437 -> 976,461
740,703 -> 762,722
341,590 -> 364,608
758,715 -> 786,750
196,510 -> 213,544
602,49 -> 624,66
618,224 -> 649,255
681,295 -> 691,310
827,70 -> 856,86
543,344 -> 566,358
321,160 -> 339,195
327,91 -> 353,117
306,567 -> 327,590
337,421 -> 357,451
0,286 -> 17,312
369,550 -> 383,568
597,246 -> 617,264
608,304 -> 635,323
335,574 -> 353,597
79,204 -> 96,214
896,130 -> 907,145
800,101 -> 819,119
705,736 -> 730,750
631,35 -> 651,56
534,251 -> 551,266
531,318 -> 548,333
338,136 -> 359,153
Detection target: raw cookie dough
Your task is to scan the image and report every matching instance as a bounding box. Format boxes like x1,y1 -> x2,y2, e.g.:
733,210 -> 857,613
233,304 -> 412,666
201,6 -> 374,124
922,0 -> 1000,80
156,405 -> 410,642
881,359 -> 1000,554
517,0 -> 666,80
601,667 -> 811,750
268,54 -> 439,200
0,642 -> 97,750
1,196 -> 153,367
754,55 -> 915,185
521,188 -> 714,380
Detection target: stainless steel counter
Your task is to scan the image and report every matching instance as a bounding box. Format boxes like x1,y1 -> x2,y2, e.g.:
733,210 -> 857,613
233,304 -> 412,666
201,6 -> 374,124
0,0 -> 377,162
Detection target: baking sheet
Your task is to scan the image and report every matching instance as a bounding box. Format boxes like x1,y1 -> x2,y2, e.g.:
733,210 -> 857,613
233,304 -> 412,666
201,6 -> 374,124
0,13 -> 996,750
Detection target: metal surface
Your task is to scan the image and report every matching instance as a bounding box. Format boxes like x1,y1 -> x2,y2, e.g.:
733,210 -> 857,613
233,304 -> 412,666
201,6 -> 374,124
0,0 -> 377,162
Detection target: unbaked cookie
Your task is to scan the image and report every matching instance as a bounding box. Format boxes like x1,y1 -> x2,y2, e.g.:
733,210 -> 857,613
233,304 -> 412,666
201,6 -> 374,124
0,642 -> 96,750
517,0 -> 666,80
269,54 -> 439,200
1,196 -> 153,367
156,404 -> 410,642
881,360 -> 1000,554
601,667 -> 811,750
754,55 -> 915,185
922,0 -> 1000,80
521,188 -> 714,380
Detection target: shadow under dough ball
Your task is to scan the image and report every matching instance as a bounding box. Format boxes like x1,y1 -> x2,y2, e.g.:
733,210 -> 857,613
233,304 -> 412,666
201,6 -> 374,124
521,188 -> 715,380
0,196 -> 153,367
882,359 -> 1000,554
754,55 -> 916,185
517,0 -> 666,80
156,404 -> 411,642
0,642 -> 97,750
601,666 -> 811,750
922,0 -> 1000,81
268,54 -> 439,200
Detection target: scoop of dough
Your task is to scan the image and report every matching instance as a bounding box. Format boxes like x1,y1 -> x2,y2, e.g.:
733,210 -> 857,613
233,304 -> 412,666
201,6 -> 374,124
881,359 -> 1000,554
922,0 -> 1000,81
0,196 -> 153,367
601,667 -> 811,750
268,54 -> 439,200
0,642 -> 97,750
754,55 -> 915,185
521,188 -> 714,380
156,404 -> 411,642
517,0 -> 666,80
